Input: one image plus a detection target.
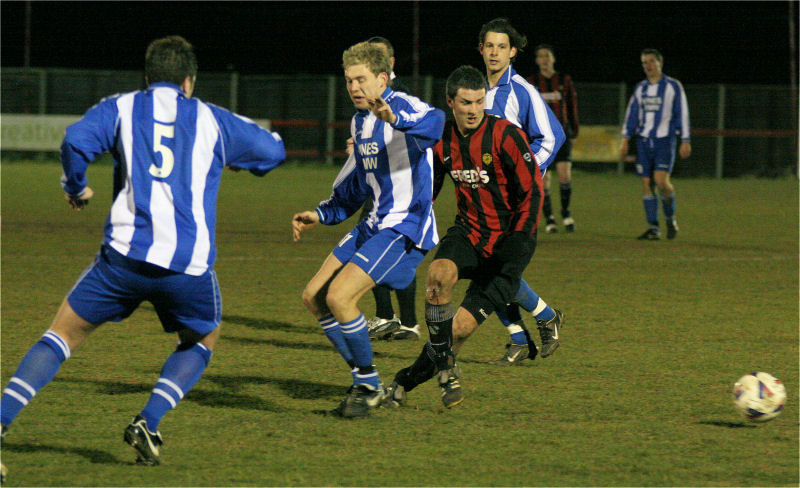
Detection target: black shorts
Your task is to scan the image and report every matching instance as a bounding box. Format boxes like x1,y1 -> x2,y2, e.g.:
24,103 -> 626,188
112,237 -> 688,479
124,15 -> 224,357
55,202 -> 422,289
434,225 -> 535,325
553,137 -> 572,163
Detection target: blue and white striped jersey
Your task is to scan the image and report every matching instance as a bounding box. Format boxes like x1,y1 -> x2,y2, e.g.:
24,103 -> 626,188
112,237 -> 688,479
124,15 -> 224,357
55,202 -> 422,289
61,82 -> 286,276
316,87 -> 445,251
484,64 -> 565,170
622,75 -> 691,140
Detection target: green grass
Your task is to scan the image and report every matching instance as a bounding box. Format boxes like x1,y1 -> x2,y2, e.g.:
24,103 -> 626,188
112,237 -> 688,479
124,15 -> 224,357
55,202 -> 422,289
1,160 -> 798,486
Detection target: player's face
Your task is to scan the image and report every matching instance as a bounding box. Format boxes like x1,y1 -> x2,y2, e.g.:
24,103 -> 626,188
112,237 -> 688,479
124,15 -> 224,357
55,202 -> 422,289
641,54 -> 662,79
480,31 -> 517,75
447,88 -> 486,134
536,48 -> 555,73
345,64 -> 386,110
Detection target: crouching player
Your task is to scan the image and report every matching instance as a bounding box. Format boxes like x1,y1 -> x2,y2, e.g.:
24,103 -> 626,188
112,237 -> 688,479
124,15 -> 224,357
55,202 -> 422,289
383,65 -> 545,408
0,35 -> 286,472
292,41 -> 444,418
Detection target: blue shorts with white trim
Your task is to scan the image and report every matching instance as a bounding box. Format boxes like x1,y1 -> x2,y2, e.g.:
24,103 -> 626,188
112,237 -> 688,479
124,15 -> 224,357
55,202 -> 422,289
332,219 -> 425,290
67,246 -> 221,335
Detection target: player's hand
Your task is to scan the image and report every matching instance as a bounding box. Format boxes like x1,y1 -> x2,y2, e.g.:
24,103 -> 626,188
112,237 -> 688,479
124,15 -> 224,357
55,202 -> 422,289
65,187 -> 94,211
619,138 -> 629,162
346,137 -> 354,156
292,211 -> 320,242
361,87 -> 396,124
679,141 -> 692,159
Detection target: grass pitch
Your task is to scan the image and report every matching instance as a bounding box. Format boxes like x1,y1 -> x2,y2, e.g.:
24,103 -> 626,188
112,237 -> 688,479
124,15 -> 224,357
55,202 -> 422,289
1,160 -> 798,486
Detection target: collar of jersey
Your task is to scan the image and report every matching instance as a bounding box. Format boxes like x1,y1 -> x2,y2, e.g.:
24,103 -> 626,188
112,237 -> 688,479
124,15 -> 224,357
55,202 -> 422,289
487,64 -> 516,88
147,82 -> 186,96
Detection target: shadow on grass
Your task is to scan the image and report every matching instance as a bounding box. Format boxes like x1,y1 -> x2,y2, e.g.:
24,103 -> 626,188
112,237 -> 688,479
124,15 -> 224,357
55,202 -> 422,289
204,374 -> 344,400
698,420 -> 757,429
55,377 -> 285,412
4,442 -> 125,465
222,314 -> 314,334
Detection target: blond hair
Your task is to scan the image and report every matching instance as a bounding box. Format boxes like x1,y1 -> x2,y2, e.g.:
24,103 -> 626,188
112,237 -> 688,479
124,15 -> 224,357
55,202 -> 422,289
342,41 -> 391,78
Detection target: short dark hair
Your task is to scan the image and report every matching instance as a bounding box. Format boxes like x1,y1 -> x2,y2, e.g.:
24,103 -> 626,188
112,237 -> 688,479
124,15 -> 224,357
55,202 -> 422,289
366,36 -> 394,58
446,65 -> 486,100
145,36 -> 198,86
479,18 -> 528,61
641,48 -> 663,64
535,44 -> 555,56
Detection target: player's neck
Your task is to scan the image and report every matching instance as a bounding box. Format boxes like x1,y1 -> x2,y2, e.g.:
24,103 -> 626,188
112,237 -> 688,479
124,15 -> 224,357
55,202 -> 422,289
647,74 -> 663,84
486,66 -> 507,88
540,68 -> 555,78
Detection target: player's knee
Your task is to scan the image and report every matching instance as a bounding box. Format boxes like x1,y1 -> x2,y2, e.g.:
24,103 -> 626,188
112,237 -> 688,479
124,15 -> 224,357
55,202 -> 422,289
301,286 -> 323,314
324,286 -> 351,316
427,260 -> 457,292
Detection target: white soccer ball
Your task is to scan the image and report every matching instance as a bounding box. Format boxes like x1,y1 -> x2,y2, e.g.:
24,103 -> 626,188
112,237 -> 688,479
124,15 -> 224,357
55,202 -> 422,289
732,372 -> 786,422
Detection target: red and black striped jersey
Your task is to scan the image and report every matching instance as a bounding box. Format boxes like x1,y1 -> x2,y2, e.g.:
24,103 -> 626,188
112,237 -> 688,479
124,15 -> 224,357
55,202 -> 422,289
528,72 -> 579,138
433,114 -> 543,257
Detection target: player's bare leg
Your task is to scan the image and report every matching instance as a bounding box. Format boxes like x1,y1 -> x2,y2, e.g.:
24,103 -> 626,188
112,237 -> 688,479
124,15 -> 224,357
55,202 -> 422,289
556,160 -> 574,231
301,253 -> 344,319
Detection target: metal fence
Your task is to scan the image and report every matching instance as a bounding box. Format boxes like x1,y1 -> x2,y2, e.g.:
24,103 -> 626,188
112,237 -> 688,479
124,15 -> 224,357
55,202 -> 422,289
2,67 -> 797,177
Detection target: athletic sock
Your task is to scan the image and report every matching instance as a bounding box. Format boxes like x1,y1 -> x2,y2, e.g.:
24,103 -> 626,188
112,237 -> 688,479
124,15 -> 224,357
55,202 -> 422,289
339,314 -> 374,372
140,342 -> 212,432
395,276 -> 417,326
560,182 -> 572,218
661,193 -> 676,222
542,189 -> 554,221
353,365 -> 380,390
371,285 -> 394,320
515,279 -> 555,322
1,331 -> 70,426
643,194 -> 659,228
395,341 -> 437,392
319,314 -> 355,366
425,302 -> 455,370
497,305 -> 528,345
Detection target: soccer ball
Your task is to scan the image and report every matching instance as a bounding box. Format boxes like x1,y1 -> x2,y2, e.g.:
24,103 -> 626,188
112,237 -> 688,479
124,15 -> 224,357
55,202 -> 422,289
732,372 -> 786,422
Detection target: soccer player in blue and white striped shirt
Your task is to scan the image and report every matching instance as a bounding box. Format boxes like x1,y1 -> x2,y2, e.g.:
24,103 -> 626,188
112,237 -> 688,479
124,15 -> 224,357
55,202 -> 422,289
621,48 -> 691,240
479,18 -> 566,364
0,36 -> 286,468
292,41 -> 444,418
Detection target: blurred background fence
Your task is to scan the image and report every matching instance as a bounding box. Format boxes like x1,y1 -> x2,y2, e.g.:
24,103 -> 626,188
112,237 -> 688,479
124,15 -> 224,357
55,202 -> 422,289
2,67 -> 797,177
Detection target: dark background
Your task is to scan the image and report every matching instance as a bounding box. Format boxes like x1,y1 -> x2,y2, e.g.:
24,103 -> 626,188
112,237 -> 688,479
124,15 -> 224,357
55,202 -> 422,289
1,1 -> 796,85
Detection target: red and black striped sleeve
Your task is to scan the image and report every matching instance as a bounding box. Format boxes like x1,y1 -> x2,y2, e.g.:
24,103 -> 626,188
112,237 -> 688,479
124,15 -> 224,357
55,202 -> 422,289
432,138 -> 446,201
563,74 -> 580,138
499,124 -> 543,236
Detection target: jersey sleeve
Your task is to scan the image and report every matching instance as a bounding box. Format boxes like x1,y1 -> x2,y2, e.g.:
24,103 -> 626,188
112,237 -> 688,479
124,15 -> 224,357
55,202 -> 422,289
622,88 -> 640,138
500,125 -> 543,237
564,74 -> 580,138
60,96 -> 119,197
517,85 -> 565,169
673,80 -> 691,141
389,100 -> 446,151
208,105 -> 286,176
432,140 -> 446,201
315,152 -> 370,225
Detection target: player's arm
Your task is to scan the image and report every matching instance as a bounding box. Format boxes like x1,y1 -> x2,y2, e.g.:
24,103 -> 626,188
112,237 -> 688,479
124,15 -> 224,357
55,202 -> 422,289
519,85 -> 565,169
673,81 -> 692,159
388,101 -> 446,150
565,74 -> 579,138
208,105 -> 286,176
620,91 -> 640,160
315,152 -> 369,225
432,140 -> 447,201
60,96 -> 119,209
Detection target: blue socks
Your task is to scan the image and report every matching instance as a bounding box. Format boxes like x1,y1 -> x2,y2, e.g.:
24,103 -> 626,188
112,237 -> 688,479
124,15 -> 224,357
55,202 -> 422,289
1,331 -> 70,426
661,193 -> 675,222
325,314 -> 379,389
319,314 -> 355,365
498,280 -> 557,345
643,194 -> 659,228
140,343 -> 212,432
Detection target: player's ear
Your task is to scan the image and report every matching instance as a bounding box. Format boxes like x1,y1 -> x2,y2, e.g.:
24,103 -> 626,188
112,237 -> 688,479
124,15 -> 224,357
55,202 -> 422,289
510,46 -> 518,59
446,97 -> 455,110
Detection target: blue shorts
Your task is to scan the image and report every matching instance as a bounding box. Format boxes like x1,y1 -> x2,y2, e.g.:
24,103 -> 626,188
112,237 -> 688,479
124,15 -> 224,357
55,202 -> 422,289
332,220 -> 425,290
67,246 -> 222,335
635,136 -> 677,177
